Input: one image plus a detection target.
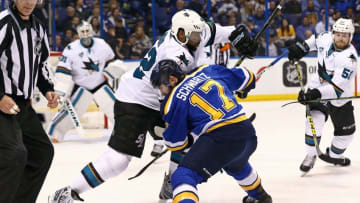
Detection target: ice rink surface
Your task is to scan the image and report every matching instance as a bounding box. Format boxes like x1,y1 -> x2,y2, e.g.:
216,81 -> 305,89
38,100 -> 360,203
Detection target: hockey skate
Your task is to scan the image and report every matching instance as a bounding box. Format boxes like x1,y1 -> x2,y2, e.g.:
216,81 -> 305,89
151,143 -> 164,157
326,148 -> 351,166
242,192 -> 272,203
48,186 -> 84,203
300,154 -> 316,175
159,173 -> 173,200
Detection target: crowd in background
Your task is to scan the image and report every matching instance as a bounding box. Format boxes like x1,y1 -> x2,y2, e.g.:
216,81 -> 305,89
36,0 -> 360,58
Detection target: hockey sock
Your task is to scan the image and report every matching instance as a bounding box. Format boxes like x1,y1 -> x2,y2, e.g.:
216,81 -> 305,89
304,110 -> 325,156
169,151 -> 186,174
329,134 -> 354,158
71,146 -> 132,194
226,163 -> 264,199
172,167 -> 200,203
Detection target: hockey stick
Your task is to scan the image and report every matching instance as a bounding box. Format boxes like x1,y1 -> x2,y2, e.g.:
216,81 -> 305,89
294,62 -> 348,165
128,113 -> 257,180
233,0 -> 284,68
64,98 -> 85,136
128,149 -> 169,180
255,50 -> 288,82
281,95 -> 360,107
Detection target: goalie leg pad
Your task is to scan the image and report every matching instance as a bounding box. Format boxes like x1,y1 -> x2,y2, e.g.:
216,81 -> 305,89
93,84 -> 116,126
48,87 -> 92,140
103,59 -> 131,90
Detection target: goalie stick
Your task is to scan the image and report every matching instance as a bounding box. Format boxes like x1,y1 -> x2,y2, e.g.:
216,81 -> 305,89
294,62 -> 349,166
281,95 -> 360,107
233,0 -> 284,68
128,113 -> 257,180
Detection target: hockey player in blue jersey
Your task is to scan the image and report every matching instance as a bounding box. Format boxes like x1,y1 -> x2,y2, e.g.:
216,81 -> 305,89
150,60 -> 272,203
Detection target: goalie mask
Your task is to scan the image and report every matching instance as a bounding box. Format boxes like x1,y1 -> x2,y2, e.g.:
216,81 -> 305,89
171,9 -> 205,46
77,21 -> 94,46
332,18 -> 354,43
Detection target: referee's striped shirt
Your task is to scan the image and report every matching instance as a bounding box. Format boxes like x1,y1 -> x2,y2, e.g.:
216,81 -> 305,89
0,6 -> 53,100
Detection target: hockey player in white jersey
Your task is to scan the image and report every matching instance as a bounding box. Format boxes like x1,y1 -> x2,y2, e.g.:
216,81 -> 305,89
47,21 -> 127,142
287,18 -> 358,173
48,9 -> 258,203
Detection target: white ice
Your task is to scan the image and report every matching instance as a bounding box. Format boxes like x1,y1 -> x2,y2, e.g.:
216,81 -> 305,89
38,100 -> 360,203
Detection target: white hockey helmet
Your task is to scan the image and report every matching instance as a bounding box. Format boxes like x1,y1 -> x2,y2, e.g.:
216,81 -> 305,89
332,18 -> 355,42
171,9 -> 205,45
77,21 -> 94,39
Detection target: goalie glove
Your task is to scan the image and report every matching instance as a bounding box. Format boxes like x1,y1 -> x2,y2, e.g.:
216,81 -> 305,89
229,24 -> 258,58
103,60 -> 129,90
297,89 -> 321,105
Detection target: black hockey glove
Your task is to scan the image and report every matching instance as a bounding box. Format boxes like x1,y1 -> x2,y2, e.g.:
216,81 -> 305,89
297,89 -> 321,105
288,41 -> 310,62
229,24 -> 258,58
235,90 -> 248,99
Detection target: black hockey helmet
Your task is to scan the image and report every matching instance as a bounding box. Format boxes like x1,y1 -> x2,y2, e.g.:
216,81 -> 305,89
150,59 -> 185,88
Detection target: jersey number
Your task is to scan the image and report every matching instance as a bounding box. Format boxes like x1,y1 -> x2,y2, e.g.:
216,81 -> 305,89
190,80 -> 235,120
341,68 -> 353,80
133,47 -> 157,79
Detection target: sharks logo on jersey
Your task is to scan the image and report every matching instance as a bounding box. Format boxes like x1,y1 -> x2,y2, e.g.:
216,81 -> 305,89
177,53 -> 189,66
82,58 -> 100,73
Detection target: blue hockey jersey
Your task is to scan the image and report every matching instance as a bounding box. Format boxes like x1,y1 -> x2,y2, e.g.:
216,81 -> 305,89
160,64 -> 255,151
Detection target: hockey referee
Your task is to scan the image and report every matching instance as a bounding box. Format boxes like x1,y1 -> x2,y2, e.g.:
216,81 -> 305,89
0,0 -> 59,202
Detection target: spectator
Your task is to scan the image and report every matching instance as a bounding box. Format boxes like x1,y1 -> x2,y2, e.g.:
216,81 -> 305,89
88,17 -> 100,37
58,6 -> 76,32
74,0 -> 91,20
55,35 -> 65,52
187,0 -> 203,15
352,23 -> 360,53
283,0 -> 302,26
105,24 -> 117,49
240,1 -> 254,24
114,16 -> 128,39
252,7 -> 266,29
277,18 -> 296,46
65,16 -> 81,32
296,16 -> 316,41
131,26 -> 152,58
345,6 -> 355,20
301,0 -> 321,26
87,6 -> 100,23
218,0 -> 238,16
115,37 -> 130,59
63,28 -> 76,45
315,15 -> 326,34
169,0 -> 185,19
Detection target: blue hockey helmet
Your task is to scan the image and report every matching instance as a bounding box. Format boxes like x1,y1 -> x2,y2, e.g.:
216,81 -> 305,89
150,60 -> 185,88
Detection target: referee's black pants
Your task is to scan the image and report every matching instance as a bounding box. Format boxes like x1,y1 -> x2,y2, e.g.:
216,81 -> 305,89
0,97 -> 54,203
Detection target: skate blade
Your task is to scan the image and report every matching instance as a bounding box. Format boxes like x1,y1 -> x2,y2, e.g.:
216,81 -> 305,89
158,199 -> 171,203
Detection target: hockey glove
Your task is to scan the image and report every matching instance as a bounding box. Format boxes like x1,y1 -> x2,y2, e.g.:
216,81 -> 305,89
297,89 -> 321,105
229,24 -> 258,58
288,41 -> 310,62
235,90 -> 248,99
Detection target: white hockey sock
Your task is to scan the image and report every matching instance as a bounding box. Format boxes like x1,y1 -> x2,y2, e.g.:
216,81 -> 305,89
71,146 -> 132,194
329,134 -> 354,158
304,110 -> 325,156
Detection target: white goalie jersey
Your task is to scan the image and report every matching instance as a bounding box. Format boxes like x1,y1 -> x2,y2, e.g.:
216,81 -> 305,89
115,22 -> 234,111
305,32 -> 358,107
56,38 -> 115,90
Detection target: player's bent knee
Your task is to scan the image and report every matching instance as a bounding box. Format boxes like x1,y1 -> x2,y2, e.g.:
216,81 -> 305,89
171,166 -> 203,189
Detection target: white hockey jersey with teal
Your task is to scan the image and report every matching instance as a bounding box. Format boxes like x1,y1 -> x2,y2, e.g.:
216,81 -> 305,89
56,38 -> 115,90
115,22 -> 235,111
161,64 -> 255,151
305,32 -> 358,107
